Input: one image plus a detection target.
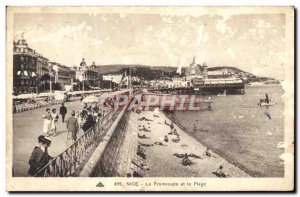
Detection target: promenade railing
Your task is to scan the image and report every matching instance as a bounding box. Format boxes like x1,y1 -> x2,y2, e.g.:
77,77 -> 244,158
33,108 -> 120,177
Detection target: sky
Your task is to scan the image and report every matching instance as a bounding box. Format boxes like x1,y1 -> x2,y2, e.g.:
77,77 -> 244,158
13,12 -> 286,79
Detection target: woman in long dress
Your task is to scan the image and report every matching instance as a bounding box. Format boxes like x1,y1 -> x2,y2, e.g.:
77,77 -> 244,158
42,108 -> 52,136
50,108 -> 59,136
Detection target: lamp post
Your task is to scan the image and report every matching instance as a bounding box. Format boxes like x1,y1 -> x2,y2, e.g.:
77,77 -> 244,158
82,72 -> 86,91
48,63 -> 52,93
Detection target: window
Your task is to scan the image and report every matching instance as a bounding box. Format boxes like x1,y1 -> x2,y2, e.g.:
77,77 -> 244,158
21,80 -> 24,85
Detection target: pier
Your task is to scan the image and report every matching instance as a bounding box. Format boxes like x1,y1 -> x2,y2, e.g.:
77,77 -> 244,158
147,78 -> 245,95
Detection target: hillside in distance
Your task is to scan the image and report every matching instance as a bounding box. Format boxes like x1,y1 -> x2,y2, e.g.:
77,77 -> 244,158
96,64 -> 279,83
97,64 -> 181,80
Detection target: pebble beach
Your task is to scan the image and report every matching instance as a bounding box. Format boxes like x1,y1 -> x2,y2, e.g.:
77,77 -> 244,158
126,109 -> 250,177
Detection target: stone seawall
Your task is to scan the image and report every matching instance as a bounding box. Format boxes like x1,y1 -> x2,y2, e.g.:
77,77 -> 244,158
80,105 -> 145,177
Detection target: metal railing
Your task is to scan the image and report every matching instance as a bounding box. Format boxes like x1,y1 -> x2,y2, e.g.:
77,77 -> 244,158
33,108 -> 120,177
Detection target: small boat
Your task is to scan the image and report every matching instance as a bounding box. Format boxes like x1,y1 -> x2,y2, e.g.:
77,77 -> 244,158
258,102 -> 275,106
258,93 -> 275,106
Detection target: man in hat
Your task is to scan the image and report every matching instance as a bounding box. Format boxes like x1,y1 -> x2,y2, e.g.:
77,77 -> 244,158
59,103 -> 67,123
28,135 -> 52,176
66,110 -> 79,143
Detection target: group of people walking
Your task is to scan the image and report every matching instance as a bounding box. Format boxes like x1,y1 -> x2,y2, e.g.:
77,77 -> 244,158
64,103 -> 100,147
42,103 -> 67,137
42,102 -> 103,142
29,101 -> 104,176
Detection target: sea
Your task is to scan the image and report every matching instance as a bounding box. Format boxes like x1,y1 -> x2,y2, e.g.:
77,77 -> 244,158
170,85 -> 285,177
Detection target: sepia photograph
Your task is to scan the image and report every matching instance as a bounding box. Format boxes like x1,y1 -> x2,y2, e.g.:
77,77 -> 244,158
6,6 -> 294,191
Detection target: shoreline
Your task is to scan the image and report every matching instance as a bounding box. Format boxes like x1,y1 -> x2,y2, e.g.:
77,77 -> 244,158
164,111 -> 257,177
130,109 -> 250,177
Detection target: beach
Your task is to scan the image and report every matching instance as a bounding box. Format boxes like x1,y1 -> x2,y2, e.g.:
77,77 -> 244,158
123,109 -> 250,177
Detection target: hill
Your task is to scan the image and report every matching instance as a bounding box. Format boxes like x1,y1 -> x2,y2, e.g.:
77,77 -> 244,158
96,64 -> 279,83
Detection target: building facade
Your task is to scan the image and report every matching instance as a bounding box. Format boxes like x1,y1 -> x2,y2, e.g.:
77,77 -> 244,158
35,53 -> 49,77
13,35 -> 38,94
185,57 -> 208,81
75,58 -> 100,87
13,36 -> 102,94
48,62 -> 76,90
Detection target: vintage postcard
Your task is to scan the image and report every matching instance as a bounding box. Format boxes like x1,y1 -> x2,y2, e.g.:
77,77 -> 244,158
6,6 -> 294,191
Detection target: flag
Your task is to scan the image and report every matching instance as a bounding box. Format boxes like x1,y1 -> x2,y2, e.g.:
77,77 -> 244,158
121,69 -> 128,81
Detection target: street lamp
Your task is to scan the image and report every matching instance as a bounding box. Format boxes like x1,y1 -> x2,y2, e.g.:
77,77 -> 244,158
48,63 -> 52,93
82,72 -> 86,91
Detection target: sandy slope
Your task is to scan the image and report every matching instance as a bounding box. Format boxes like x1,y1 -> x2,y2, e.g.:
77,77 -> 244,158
129,109 -> 250,177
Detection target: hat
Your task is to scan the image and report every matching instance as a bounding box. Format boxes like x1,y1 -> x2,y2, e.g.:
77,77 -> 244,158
71,110 -> 76,115
38,135 -> 51,145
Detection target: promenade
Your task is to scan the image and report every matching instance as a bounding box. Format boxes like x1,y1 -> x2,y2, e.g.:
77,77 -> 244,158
13,100 -> 84,177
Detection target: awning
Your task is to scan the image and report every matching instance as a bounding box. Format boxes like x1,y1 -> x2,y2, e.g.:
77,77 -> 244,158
31,72 -> 37,77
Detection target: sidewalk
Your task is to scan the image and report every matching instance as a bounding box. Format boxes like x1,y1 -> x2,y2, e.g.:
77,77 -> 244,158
13,100 -> 85,177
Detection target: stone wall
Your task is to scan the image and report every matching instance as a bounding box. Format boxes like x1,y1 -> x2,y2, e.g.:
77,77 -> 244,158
91,111 -> 130,177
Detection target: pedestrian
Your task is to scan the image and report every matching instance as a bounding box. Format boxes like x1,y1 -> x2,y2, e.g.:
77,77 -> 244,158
50,108 -> 59,136
205,148 -> 212,157
82,110 -> 95,133
170,122 -> 174,130
13,103 -> 16,113
182,153 -> 192,166
93,104 -> 99,113
42,108 -> 52,136
164,135 -> 169,142
59,103 -> 67,123
214,165 -> 229,177
66,110 -> 79,146
265,93 -> 269,103
81,103 -> 88,118
28,135 -> 52,176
